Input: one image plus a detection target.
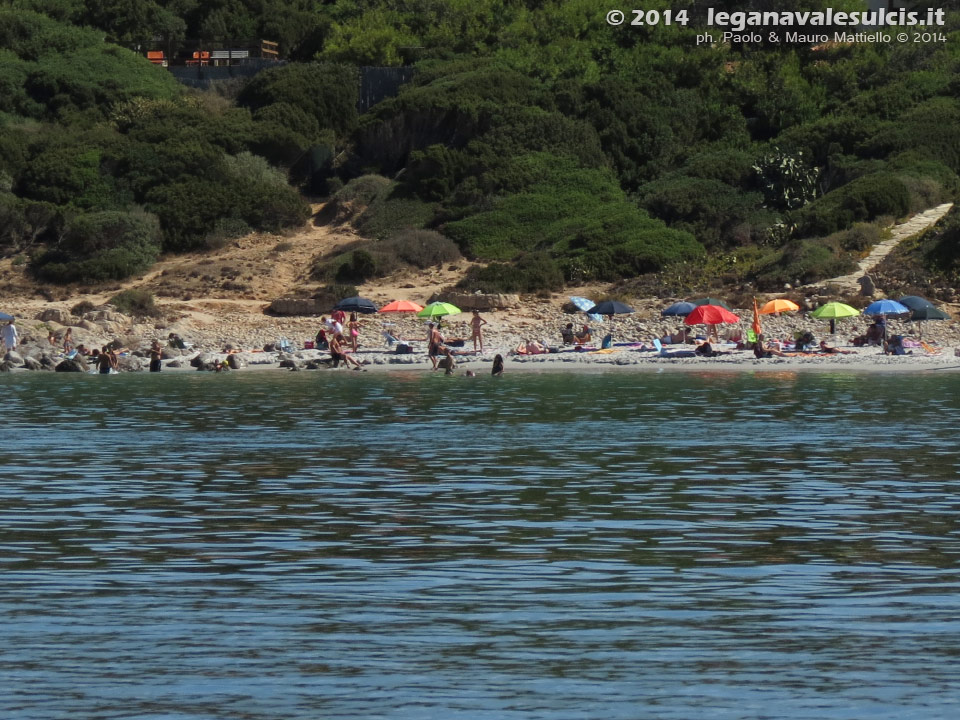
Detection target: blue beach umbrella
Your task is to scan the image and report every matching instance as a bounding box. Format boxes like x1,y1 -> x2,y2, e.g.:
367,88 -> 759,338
864,299 -> 909,316
0,311 -> 12,321
661,301 -> 696,317
569,296 -> 603,323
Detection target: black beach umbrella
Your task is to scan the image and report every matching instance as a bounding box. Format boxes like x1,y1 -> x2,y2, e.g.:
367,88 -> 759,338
897,295 -> 935,312
333,296 -> 378,314
691,297 -> 732,310
661,301 -> 696,317
588,300 -> 635,316
911,305 -> 949,340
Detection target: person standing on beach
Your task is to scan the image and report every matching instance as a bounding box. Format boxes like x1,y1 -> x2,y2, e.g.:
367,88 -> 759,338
427,322 -> 444,370
149,340 -> 163,372
96,346 -> 113,374
469,310 -> 488,353
63,328 -> 73,353
2,318 -> 19,352
348,312 -> 361,353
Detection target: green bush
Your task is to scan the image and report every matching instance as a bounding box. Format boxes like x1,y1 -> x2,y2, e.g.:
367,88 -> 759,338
379,230 -> 460,268
639,176 -> 772,248
32,209 -> 161,283
238,62 -> 359,136
753,238 -> 855,290
797,173 -> 911,237
444,153 -> 704,279
458,252 -> 564,294
109,288 -> 159,317
335,249 -> 378,283
312,283 -> 359,308
204,217 -> 251,250
354,196 -> 435,239
833,223 -> 882,254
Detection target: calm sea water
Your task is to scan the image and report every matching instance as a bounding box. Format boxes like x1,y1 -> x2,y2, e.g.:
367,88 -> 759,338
2,369 -> 960,719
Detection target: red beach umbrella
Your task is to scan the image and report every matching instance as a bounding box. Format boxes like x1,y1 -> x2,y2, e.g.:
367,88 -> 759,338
684,304 -> 739,326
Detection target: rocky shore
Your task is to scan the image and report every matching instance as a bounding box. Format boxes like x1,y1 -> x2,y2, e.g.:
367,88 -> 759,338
3,296 -> 960,374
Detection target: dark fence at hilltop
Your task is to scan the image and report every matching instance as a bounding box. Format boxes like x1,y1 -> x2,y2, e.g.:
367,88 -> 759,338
170,59 -> 286,89
358,66 -> 416,113
169,63 -> 416,111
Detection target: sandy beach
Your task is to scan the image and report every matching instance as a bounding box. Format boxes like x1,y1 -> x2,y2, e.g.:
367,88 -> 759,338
5,292 -> 957,376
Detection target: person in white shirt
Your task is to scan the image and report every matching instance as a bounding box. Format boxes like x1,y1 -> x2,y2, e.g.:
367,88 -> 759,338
1,318 -> 18,352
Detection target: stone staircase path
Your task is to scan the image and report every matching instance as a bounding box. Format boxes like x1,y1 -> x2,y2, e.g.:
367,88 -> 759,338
813,202 -> 954,293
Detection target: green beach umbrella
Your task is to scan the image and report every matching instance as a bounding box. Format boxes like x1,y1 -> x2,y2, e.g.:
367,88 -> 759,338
691,297 -> 731,310
910,305 -> 949,340
811,301 -> 860,335
811,302 -> 859,319
417,301 -> 462,319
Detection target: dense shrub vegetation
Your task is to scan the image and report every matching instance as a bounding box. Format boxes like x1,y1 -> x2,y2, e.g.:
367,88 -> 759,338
1,1 -> 958,292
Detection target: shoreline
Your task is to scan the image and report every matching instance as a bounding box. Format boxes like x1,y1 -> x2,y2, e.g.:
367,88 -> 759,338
6,344 -> 957,376
4,295 -> 960,377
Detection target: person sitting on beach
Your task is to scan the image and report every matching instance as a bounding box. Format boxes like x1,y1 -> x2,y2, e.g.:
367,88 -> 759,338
753,334 -> 787,359
819,340 -> 854,355
855,322 -> 885,347
695,341 -> 715,357
515,339 -> 547,355
329,332 -> 362,369
884,334 -> 911,356
660,328 -> 691,345
315,318 -> 330,350
492,354 -> 504,376
794,331 -> 816,351
574,325 -> 592,345
439,347 -> 457,375
561,323 -> 576,345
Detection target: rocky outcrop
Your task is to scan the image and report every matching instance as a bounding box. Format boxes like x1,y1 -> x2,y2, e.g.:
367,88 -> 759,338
3,351 -> 24,366
441,292 -> 520,311
36,308 -> 79,326
268,298 -> 326,316
22,356 -> 43,371
225,354 -> 245,370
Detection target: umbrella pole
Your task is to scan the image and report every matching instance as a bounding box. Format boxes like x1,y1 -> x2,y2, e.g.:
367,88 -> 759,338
829,318 -> 835,335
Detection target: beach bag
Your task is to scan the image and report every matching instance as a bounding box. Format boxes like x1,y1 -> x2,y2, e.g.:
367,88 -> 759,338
395,343 -> 413,354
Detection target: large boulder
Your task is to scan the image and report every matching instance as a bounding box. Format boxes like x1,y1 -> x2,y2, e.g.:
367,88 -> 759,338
225,354 -> 245,370
22,356 -> 43,371
440,292 -> 520,311
268,297 -> 326,316
3,351 -> 24,366
37,308 -> 79,325
117,356 -> 145,372
55,357 -> 87,372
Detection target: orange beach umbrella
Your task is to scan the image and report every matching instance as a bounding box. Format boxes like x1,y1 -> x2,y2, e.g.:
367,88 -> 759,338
759,298 -> 800,315
379,300 -> 424,313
